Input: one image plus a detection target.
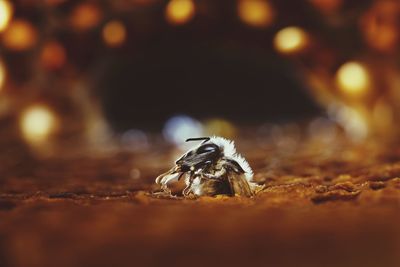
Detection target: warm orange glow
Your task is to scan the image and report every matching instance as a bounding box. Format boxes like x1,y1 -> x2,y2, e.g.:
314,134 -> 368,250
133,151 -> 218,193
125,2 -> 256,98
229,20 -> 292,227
41,41 -> 67,70
165,0 -> 195,25
102,20 -> 127,47
2,20 -> 38,51
361,1 -> 399,52
0,60 -> 5,91
372,99 -> 393,131
273,26 -> 309,54
365,24 -> 397,52
335,106 -> 368,141
0,0 -> 12,32
70,3 -> 102,31
20,105 -> 58,144
238,0 -> 274,28
309,0 -> 342,13
336,62 -> 370,96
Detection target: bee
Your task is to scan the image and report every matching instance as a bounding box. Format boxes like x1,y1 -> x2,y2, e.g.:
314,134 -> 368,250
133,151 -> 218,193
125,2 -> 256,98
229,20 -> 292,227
155,136 -> 260,197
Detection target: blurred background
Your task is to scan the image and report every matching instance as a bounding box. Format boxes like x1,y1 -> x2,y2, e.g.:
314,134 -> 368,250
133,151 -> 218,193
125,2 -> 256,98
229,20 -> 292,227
4,2 -> 400,267
1,0 -> 400,154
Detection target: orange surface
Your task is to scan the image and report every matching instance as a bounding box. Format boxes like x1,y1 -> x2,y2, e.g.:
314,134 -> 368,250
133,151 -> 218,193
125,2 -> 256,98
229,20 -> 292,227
1,132 -> 400,267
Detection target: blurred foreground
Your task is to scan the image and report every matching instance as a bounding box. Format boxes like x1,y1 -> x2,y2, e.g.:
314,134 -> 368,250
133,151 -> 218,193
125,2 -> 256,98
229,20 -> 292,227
1,127 -> 400,267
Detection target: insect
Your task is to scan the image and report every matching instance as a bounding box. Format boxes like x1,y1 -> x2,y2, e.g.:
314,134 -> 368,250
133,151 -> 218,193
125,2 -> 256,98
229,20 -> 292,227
155,136 -> 260,197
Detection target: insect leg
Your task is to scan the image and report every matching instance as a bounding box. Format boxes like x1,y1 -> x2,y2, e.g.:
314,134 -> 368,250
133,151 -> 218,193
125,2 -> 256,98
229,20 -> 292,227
182,172 -> 200,196
182,177 -> 194,196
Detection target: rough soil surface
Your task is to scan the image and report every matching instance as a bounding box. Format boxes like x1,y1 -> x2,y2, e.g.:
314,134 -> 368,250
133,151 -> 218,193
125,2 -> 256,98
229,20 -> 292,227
1,131 -> 400,267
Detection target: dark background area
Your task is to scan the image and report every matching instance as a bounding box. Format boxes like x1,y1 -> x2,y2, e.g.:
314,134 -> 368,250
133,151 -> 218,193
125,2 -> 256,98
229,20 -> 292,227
5,0 -> 376,131
85,0 -> 327,131
96,43 -> 320,130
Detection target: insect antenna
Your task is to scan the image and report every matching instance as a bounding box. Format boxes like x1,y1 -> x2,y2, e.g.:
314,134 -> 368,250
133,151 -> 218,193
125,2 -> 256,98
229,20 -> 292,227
185,137 -> 210,143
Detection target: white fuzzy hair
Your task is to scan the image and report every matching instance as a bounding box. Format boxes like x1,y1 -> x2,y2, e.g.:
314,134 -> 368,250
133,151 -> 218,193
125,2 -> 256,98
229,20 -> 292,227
208,136 -> 254,181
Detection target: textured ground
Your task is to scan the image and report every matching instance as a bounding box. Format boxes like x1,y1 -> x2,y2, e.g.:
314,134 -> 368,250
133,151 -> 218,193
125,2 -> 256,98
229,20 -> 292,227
1,128 -> 400,267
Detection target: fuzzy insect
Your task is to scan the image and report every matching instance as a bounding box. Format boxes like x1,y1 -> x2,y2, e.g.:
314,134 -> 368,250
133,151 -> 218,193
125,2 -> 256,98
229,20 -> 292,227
155,136 -> 260,197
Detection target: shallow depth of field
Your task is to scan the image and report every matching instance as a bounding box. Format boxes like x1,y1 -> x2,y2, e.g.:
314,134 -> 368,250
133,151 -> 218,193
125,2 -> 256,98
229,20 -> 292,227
1,1 -> 400,267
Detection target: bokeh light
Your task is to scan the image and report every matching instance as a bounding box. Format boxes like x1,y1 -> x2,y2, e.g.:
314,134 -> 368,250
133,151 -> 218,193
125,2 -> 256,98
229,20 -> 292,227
19,105 -> 58,144
102,20 -> 127,47
70,3 -> 102,31
361,1 -> 398,52
40,41 -> 67,70
237,0 -> 274,28
163,115 -> 204,147
130,168 -> 141,180
273,26 -> 309,54
0,59 -> 5,91
336,62 -> 370,96
335,106 -> 368,141
308,117 -> 338,143
372,99 -> 393,132
121,129 -> 149,151
364,23 -> 397,53
204,118 -> 236,139
2,19 -> 38,51
0,0 -> 12,32
165,0 -> 195,25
